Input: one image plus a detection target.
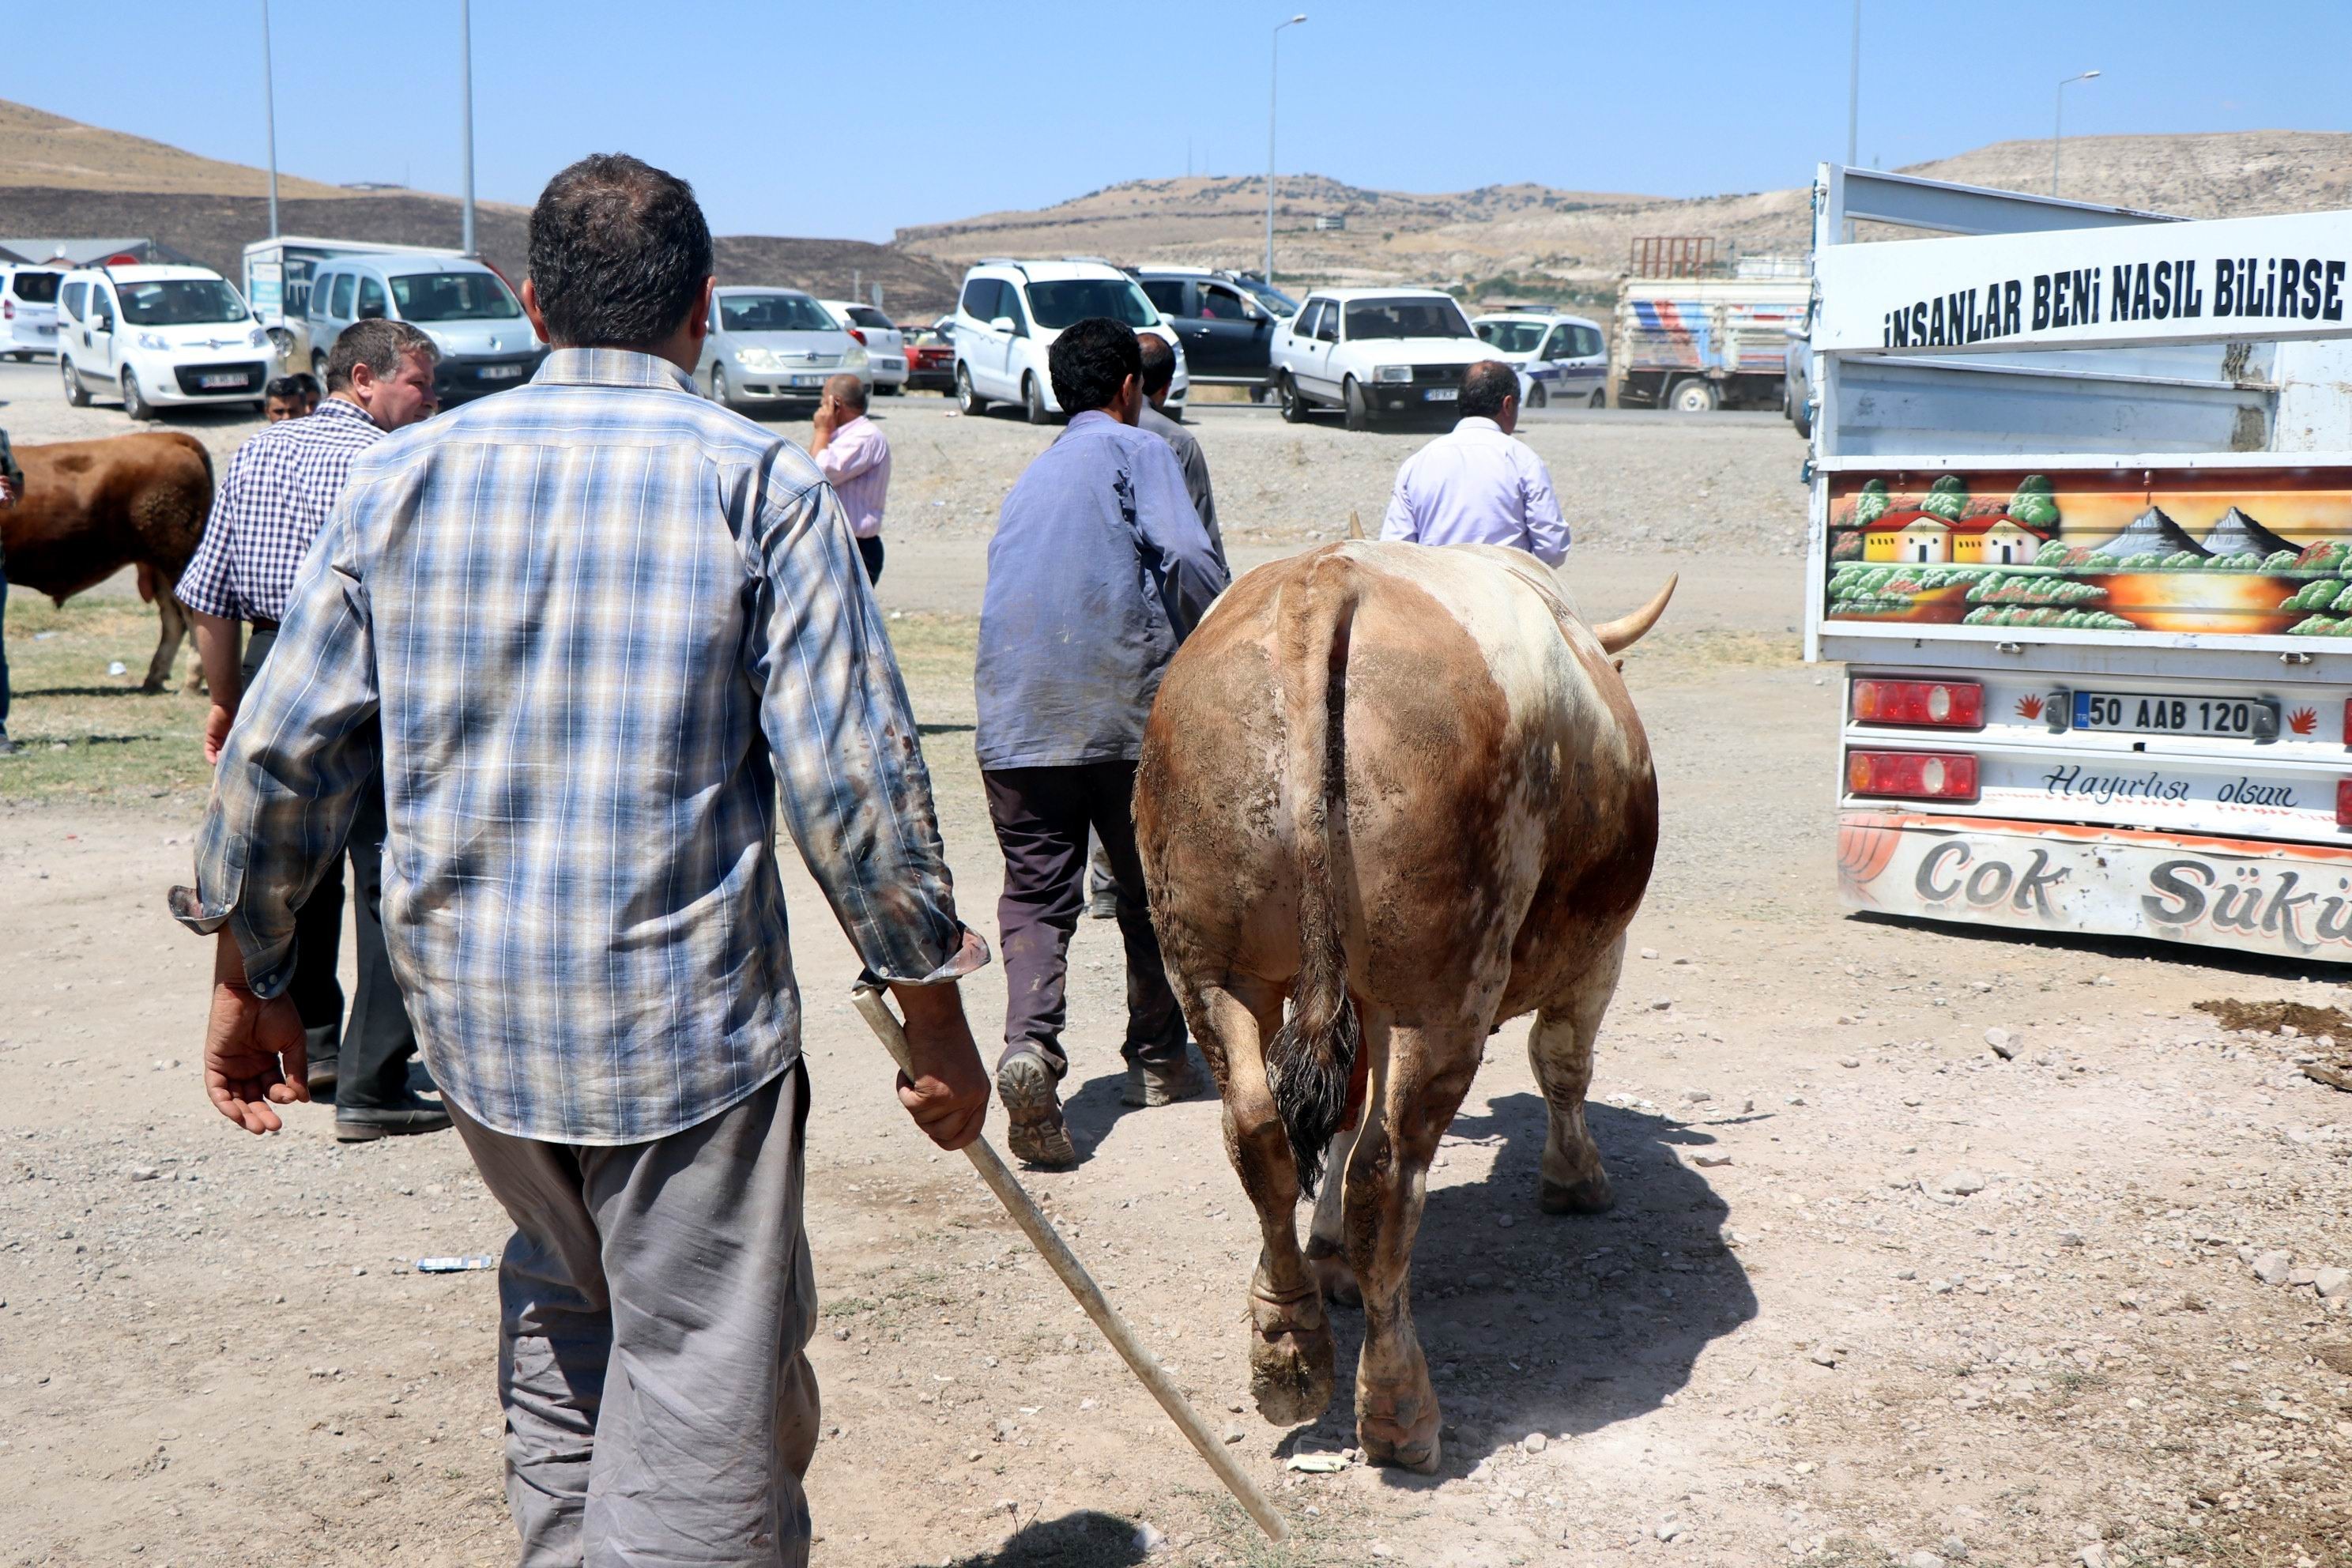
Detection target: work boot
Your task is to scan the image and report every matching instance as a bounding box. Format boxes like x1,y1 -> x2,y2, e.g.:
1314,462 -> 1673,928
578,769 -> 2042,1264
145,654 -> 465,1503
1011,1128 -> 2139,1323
996,1049 -> 1076,1168
336,1090 -> 453,1142
1086,890 -> 1118,921
1123,1050 -> 1208,1108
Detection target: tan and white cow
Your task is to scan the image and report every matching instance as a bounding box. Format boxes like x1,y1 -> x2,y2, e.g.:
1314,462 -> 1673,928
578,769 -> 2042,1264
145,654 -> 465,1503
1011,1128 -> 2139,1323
1135,540 -> 1670,1472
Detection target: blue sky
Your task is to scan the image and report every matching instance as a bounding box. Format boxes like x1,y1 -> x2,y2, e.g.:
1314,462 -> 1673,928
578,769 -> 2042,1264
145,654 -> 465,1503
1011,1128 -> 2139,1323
6,1 -> 2350,239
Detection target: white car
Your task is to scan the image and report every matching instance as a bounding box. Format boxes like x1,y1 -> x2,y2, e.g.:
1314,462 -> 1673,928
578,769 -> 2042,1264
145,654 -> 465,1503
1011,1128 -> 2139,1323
55,264 -> 274,417
2,263 -> 65,360
951,258 -> 1188,424
1472,310 -> 1608,409
818,300 -> 906,394
1269,288 -> 1495,430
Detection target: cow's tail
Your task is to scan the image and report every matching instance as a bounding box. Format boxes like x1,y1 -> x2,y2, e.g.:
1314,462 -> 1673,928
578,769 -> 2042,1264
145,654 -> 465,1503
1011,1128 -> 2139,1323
1268,554 -> 1362,1198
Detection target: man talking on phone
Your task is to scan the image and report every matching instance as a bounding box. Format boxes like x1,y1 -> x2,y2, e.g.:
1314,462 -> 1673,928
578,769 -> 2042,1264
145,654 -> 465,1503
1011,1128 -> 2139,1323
808,371 -> 891,584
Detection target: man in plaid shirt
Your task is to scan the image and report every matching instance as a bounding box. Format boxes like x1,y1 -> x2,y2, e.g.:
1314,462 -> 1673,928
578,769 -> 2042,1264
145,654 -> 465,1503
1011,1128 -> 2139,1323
177,317 -> 445,1140
172,154 -> 990,1563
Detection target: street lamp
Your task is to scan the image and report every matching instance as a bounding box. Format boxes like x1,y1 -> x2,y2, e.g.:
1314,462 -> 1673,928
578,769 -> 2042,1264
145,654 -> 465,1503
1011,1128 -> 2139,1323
2052,69 -> 2101,197
1265,13 -> 1307,286
259,0 -> 280,238
459,0 -> 477,256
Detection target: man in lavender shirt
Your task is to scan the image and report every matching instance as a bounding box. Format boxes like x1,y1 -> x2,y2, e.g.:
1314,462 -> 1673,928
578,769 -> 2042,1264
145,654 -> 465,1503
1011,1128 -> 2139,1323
810,372 -> 891,582
1381,359 -> 1570,567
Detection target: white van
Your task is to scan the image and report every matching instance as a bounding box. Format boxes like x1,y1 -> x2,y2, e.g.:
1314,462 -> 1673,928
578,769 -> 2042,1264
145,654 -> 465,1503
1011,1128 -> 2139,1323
305,254 -> 545,403
2,264 -> 66,360
951,258 -> 1188,424
55,265 -> 273,416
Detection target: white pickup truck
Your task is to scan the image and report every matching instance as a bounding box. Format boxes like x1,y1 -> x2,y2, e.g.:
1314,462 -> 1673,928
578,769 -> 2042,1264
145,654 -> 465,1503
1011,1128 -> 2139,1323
1268,287 -> 1495,431
1807,165 -> 2352,964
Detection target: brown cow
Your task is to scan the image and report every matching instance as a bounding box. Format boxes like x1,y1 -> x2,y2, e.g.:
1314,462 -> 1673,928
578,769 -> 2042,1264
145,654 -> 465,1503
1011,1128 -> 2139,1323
1135,541 -> 1672,1472
2,432 -> 213,692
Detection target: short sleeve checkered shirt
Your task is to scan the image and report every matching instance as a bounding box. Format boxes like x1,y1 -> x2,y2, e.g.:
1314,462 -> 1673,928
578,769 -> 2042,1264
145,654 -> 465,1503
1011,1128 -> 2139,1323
175,397 -> 386,622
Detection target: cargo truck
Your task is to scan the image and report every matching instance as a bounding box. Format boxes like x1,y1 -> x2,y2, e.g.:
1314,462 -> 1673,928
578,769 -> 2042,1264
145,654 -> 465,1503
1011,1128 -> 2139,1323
1806,164 -> 2352,964
1611,273 -> 1808,412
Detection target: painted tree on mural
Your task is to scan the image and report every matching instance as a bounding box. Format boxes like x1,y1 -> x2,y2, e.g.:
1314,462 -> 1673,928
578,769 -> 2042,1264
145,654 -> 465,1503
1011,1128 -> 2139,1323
2008,474 -> 2058,529
1920,474 -> 1968,522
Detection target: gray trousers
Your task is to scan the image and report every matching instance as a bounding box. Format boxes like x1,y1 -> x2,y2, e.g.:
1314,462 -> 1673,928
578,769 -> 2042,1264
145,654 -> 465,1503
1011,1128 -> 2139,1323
447,1065 -> 820,1567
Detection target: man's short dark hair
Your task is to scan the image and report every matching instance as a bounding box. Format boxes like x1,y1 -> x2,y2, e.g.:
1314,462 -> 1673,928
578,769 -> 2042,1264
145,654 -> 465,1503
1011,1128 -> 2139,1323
528,153 -> 713,349
1460,360 -> 1520,422
265,375 -> 308,403
326,318 -> 438,393
1136,332 -> 1177,398
292,371 -> 322,401
1048,317 -> 1142,416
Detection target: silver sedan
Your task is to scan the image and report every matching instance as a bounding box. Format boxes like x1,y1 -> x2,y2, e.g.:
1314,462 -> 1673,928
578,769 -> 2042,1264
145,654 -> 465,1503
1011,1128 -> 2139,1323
696,286 -> 872,412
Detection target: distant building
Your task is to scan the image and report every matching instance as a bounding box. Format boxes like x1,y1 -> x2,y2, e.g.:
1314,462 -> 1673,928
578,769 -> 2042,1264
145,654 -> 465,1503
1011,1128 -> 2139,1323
1312,213 -> 1347,232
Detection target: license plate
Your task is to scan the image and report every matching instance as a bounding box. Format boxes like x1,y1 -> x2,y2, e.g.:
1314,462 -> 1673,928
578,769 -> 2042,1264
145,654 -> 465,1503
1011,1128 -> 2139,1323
790,374 -> 826,388
2070,689 -> 2278,740
34,323 -> 55,335
198,372 -> 246,388
1424,387 -> 1458,401
477,364 -> 523,380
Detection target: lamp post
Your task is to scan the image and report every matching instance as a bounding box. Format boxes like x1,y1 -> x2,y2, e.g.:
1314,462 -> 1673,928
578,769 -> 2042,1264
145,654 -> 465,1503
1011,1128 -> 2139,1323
1265,13 -> 1307,286
1845,0 -> 1860,167
259,0 -> 280,237
2052,69 -> 2101,197
459,0 -> 477,255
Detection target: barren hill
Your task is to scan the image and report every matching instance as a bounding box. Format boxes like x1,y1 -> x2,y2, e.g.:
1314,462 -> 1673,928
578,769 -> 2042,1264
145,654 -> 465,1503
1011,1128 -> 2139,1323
0,98 -> 961,316
900,130 -> 2352,306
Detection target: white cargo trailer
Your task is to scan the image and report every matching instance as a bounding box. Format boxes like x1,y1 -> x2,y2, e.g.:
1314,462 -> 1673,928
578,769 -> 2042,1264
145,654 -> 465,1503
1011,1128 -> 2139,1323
1805,166 -> 2352,964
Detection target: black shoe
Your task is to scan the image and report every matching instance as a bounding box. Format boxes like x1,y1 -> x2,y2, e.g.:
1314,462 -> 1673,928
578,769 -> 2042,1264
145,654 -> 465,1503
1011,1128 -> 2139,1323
307,1064 -> 339,1102
336,1091 -> 452,1142
1086,891 -> 1118,920
996,1050 -> 1076,1168
0,736 -> 20,757
1123,1051 -> 1209,1107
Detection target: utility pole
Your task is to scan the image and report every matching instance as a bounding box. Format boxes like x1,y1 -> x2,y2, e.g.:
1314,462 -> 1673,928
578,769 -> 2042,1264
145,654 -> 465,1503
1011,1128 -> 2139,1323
260,0 -> 281,237
1845,0 -> 1860,167
459,0 -> 477,255
2052,69 -> 2101,197
1265,13 -> 1307,285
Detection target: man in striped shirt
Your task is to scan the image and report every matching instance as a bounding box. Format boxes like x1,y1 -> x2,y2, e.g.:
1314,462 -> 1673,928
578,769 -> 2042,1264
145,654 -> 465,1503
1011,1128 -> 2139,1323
176,318 -> 444,1140
172,153 -> 989,1564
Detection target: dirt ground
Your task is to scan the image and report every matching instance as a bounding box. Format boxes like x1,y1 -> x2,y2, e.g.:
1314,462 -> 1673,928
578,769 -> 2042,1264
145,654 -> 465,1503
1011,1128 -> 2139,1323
3,379 -> 2350,1568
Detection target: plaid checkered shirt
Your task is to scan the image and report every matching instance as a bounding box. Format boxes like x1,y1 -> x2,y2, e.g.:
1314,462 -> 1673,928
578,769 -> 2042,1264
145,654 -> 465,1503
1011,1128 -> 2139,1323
175,395 -> 387,622
170,349 -> 986,1144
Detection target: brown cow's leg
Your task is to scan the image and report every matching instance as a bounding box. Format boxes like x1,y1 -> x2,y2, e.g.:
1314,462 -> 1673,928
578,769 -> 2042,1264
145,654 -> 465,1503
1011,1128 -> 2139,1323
1529,935 -> 1624,1215
1198,975 -> 1332,1426
1303,1119 -> 1361,1307
143,575 -> 188,694
1347,1018 -> 1479,1474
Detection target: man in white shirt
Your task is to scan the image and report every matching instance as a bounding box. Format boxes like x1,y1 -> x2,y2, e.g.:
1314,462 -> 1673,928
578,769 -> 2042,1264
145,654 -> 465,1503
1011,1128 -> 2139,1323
1381,360 -> 1570,567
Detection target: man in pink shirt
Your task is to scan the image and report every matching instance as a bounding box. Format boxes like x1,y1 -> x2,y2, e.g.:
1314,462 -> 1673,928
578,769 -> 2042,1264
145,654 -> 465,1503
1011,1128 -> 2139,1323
810,373 -> 891,582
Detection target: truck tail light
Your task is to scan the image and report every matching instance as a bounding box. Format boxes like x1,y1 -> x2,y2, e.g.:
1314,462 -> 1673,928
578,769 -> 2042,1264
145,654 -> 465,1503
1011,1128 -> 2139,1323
1850,677 -> 1984,729
2342,698 -> 2351,748
1846,749 -> 1980,802
2339,779 -> 2352,827
846,327 -> 868,345
2,298 -> 12,320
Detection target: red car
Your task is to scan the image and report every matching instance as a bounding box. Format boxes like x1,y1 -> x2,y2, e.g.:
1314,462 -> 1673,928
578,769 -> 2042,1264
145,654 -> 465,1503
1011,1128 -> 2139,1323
903,319 -> 956,393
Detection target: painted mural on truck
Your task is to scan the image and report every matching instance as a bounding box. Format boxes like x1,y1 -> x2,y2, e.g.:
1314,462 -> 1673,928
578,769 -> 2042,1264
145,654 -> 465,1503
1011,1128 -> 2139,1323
1823,467 -> 2352,637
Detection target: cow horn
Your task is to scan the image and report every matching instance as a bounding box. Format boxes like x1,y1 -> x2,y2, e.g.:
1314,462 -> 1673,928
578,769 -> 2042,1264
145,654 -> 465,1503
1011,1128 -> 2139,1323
1347,508 -> 1366,541
1592,574 -> 1677,654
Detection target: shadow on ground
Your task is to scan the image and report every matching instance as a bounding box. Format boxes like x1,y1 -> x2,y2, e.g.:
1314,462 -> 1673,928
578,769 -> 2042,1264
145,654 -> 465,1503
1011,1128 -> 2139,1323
1268,1087 -> 1755,1484
944,1509 -> 1148,1567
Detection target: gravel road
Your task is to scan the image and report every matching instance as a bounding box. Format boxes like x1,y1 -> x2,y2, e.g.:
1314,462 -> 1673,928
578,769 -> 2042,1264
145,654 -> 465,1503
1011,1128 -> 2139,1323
3,372 -> 2350,1567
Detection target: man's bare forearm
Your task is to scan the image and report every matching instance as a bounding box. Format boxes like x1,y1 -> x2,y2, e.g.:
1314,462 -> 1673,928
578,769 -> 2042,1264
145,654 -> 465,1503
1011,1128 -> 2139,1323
190,611 -> 243,713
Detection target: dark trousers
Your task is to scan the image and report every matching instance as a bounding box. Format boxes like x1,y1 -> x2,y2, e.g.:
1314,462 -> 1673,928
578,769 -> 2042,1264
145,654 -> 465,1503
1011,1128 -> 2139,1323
856,534 -> 884,586
982,760 -> 1185,1077
0,548 -> 12,737
244,625 -> 420,1110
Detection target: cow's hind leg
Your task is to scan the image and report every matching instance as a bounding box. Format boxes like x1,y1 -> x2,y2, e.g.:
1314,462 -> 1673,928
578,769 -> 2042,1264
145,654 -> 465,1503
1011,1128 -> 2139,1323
143,571 -> 189,694
1529,935 -> 1624,1215
1304,1120 -> 1361,1307
1347,1015 -> 1479,1473
1200,976 -> 1333,1426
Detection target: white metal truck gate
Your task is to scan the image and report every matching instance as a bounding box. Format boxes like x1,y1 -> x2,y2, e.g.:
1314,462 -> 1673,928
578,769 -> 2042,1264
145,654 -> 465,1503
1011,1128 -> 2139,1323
1805,166 -> 2352,963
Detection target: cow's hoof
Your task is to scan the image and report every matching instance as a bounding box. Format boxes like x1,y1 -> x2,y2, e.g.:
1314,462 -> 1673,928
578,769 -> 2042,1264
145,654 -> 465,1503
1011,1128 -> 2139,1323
1305,1238 -> 1360,1308
1358,1408 -> 1442,1473
1540,1171 -> 1615,1215
1250,1325 -> 1334,1426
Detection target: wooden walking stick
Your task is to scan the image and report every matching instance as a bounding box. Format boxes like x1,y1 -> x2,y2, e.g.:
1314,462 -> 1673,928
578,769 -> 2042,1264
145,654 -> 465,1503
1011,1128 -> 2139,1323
850,983 -> 1287,1544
